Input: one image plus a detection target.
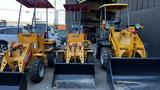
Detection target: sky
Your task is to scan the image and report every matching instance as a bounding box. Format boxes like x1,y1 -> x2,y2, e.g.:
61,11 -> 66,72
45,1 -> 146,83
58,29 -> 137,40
0,0 -> 66,25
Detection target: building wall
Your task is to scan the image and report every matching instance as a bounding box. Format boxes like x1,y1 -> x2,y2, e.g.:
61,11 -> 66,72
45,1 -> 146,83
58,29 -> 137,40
82,1 -> 105,27
66,0 -> 110,31
54,0 -> 66,30
119,0 -> 160,57
0,0 -> 55,26
0,0 -> 66,29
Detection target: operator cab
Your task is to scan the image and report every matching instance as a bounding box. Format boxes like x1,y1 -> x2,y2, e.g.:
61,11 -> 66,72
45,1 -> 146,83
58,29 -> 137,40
71,24 -> 83,34
100,4 -> 128,32
111,17 -> 121,31
22,25 -> 31,35
105,17 -> 122,32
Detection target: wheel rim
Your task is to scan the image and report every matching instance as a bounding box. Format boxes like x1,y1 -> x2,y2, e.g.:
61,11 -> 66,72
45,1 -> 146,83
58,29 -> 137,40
39,63 -> 45,78
100,49 -> 104,65
0,44 -> 7,53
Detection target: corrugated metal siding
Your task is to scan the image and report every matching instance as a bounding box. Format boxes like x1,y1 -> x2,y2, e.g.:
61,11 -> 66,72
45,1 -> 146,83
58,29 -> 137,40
65,0 -> 77,31
119,0 -> 160,57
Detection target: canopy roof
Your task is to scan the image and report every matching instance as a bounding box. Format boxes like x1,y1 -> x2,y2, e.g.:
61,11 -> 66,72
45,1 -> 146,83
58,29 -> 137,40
64,4 -> 89,12
99,3 -> 128,12
78,0 -> 108,4
16,0 -> 54,8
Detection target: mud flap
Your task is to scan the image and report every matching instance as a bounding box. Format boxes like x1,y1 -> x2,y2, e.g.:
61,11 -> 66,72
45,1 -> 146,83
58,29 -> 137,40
0,72 -> 27,90
107,58 -> 160,90
52,63 -> 95,89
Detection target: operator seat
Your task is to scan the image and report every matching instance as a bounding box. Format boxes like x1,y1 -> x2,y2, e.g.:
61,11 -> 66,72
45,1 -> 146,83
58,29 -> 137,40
112,17 -> 122,31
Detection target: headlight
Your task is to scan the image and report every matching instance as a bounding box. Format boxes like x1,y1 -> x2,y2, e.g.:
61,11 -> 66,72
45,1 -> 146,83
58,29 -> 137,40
135,24 -> 141,29
106,23 -> 110,29
84,41 -> 88,47
33,43 -> 37,48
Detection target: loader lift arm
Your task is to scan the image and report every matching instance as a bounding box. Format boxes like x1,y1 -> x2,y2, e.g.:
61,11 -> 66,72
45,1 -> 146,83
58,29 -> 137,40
52,4 -> 95,89
98,3 -> 160,90
0,0 -> 55,90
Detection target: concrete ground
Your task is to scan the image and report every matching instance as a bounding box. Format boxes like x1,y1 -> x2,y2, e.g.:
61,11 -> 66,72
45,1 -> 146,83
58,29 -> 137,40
28,59 -> 111,90
28,44 -> 111,90
26,43 -> 160,90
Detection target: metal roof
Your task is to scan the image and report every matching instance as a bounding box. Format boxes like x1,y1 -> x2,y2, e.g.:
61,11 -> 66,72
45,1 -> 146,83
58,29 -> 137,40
64,4 -> 89,12
16,0 -> 54,8
78,0 -> 109,3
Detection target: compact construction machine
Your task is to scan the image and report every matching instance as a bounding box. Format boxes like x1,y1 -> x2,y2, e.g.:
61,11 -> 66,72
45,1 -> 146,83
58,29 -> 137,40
97,3 -> 160,90
0,0 -> 56,90
52,4 -> 95,88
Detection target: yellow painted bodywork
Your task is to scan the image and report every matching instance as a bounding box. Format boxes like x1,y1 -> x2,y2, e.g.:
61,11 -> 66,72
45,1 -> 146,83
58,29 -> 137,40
0,33 -> 55,72
109,27 -> 146,58
65,33 -> 92,63
99,3 -> 128,12
100,3 -> 146,58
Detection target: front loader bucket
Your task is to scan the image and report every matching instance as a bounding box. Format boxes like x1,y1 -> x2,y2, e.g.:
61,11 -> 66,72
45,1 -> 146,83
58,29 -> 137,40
0,72 -> 27,90
52,63 -> 95,89
107,58 -> 160,90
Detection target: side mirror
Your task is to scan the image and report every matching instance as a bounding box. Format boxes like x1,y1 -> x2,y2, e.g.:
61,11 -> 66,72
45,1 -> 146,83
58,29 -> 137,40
105,23 -> 110,30
135,24 -> 144,30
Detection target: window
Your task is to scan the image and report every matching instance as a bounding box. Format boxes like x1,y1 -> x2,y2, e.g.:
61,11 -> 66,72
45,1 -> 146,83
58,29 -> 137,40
5,28 -> 18,34
0,30 -> 2,34
0,29 -> 8,34
35,24 -> 46,34
0,28 -> 19,35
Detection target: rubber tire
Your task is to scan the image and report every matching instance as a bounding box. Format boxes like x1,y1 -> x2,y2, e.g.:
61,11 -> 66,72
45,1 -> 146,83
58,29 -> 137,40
47,50 -> 56,67
29,59 -> 45,83
100,47 -> 110,70
87,53 -> 94,63
0,42 -> 8,53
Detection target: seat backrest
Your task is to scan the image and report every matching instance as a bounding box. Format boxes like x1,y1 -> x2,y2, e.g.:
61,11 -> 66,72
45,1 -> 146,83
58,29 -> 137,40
18,33 -> 38,45
70,25 -> 83,34
67,33 -> 85,43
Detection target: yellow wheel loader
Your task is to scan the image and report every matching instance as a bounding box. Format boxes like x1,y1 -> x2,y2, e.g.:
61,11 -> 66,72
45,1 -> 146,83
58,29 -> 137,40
97,3 -> 160,89
0,0 -> 56,90
52,4 -> 95,88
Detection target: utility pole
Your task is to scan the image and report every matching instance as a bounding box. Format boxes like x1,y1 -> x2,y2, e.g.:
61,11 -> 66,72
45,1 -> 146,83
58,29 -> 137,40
54,0 -> 56,27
